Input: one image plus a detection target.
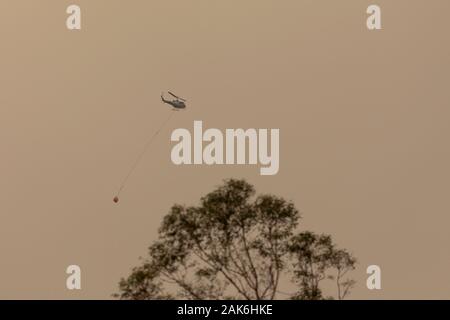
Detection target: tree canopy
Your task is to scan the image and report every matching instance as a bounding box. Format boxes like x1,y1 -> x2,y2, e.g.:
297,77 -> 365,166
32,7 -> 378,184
116,179 -> 356,300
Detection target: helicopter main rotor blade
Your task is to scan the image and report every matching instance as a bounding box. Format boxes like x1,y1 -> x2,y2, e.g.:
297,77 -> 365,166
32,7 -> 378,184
168,91 -> 187,102
168,91 -> 179,98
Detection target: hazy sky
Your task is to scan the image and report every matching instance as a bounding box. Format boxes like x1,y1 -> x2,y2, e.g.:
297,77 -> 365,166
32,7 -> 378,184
1,0 -> 450,299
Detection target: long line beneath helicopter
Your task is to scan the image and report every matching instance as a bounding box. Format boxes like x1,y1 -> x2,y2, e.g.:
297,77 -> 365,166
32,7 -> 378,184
113,111 -> 175,203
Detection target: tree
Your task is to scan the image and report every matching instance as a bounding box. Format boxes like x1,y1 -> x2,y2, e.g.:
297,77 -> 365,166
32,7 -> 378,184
115,179 -> 356,300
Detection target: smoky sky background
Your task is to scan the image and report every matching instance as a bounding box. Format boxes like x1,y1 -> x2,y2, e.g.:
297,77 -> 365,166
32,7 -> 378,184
1,0 -> 450,299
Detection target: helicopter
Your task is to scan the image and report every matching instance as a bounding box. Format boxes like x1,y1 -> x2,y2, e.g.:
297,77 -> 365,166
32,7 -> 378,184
161,91 -> 187,110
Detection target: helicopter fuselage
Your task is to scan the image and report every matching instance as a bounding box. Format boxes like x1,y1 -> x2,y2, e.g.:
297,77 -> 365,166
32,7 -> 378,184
169,100 -> 186,109
162,97 -> 186,109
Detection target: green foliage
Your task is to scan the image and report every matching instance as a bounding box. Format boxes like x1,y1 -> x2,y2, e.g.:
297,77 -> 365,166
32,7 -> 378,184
116,179 -> 356,300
